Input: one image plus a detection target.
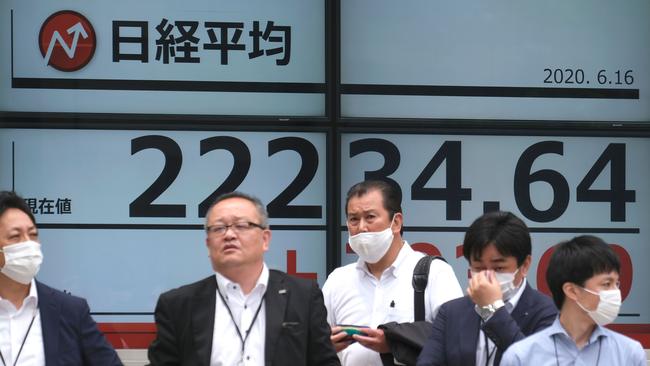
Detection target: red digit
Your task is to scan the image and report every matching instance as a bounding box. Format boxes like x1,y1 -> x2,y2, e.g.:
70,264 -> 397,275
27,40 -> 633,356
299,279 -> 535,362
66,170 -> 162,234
536,246 -> 555,297
286,250 -> 317,280
411,242 -> 442,256
610,244 -> 632,301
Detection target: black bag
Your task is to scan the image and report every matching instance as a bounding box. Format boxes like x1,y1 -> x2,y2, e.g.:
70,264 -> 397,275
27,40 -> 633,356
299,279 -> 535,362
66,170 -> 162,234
379,255 -> 445,366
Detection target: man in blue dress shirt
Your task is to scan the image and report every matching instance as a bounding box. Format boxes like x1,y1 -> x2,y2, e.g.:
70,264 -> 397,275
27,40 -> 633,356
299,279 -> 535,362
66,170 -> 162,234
501,235 -> 646,366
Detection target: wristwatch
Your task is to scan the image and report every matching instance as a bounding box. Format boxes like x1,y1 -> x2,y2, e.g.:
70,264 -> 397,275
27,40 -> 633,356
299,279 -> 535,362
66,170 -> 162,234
478,299 -> 505,320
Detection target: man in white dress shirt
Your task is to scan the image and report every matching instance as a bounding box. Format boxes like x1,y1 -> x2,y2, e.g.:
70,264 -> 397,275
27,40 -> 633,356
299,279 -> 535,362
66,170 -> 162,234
148,191 -> 339,366
0,190 -> 120,366
323,180 -> 463,365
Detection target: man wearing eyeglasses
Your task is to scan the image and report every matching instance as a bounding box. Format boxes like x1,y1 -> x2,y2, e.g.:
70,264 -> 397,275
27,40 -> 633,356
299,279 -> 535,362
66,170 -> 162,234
148,191 -> 340,366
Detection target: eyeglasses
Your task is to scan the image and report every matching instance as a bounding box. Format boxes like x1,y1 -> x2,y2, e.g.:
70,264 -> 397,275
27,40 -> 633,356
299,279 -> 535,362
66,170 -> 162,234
206,221 -> 266,236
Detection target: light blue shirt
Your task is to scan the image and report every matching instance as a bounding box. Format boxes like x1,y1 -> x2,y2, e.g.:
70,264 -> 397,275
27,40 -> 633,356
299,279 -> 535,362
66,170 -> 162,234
501,317 -> 646,366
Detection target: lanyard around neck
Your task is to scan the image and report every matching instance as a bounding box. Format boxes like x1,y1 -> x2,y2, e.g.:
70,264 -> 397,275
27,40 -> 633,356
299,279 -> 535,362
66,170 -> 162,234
216,282 -> 266,357
0,307 -> 38,366
483,331 -> 497,366
479,320 -> 497,366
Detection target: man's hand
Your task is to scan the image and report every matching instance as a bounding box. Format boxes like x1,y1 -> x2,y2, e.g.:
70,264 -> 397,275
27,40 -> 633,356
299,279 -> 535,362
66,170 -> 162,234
330,326 -> 353,352
352,327 -> 390,354
467,270 -> 502,307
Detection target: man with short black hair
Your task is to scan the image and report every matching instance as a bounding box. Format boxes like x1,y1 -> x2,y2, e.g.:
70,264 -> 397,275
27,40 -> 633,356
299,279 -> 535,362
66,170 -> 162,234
417,211 -> 557,366
0,191 -> 121,365
501,235 -> 645,365
323,180 -> 463,365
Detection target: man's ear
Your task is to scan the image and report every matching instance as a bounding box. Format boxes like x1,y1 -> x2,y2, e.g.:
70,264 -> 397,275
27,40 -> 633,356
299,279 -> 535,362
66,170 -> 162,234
392,212 -> 403,234
262,229 -> 271,252
519,255 -> 532,277
563,282 -> 580,302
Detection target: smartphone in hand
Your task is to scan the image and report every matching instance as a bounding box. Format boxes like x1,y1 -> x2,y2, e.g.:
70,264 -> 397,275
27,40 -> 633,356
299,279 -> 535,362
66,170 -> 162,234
338,324 -> 370,342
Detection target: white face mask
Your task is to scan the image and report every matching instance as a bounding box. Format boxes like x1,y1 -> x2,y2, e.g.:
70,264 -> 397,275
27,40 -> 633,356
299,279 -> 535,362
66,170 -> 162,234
495,269 -> 520,301
0,240 -> 43,285
470,268 -> 520,301
348,218 -> 394,264
576,287 -> 622,326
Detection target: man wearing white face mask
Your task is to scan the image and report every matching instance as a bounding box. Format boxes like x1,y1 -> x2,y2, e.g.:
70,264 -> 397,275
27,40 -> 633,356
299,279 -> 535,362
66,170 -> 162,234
0,191 -> 121,366
417,211 -> 557,366
323,180 -> 463,365
501,235 -> 645,366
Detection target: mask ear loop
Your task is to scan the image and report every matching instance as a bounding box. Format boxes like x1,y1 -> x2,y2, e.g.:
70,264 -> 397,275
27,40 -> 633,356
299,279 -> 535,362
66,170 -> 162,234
389,212 -> 404,237
574,285 -> 598,314
579,286 -> 601,297
511,267 -> 521,288
389,215 -> 396,231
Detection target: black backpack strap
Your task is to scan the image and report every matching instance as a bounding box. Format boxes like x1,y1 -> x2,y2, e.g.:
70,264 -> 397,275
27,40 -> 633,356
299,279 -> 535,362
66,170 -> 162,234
412,255 -> 447,321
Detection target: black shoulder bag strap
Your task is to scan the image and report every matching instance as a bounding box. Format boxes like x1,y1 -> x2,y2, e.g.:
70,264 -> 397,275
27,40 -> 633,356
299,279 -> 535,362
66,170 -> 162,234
378,254 -> 449,366
412,255 -> 446,321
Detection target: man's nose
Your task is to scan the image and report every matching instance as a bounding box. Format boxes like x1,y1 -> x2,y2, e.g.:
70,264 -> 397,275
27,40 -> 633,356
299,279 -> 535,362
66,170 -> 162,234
222,225 -> 237,239
358,219 -> 370,232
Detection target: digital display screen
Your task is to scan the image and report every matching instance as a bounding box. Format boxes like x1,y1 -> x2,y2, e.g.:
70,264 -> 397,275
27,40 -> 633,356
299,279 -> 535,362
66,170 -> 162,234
340,132 -> 650,323
341,0 -> 650,122
1,0 -> 326,116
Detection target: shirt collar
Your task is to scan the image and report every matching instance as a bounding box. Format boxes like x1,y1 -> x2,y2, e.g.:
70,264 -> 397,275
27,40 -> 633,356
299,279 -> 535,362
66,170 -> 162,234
355,240 -> 410,279
589,324 -> 607,342
27,279 -> 38,301
391,241 -> 413,278
0,279 -> 38,312
548,316 -> 608,344
215,263 -> 269,295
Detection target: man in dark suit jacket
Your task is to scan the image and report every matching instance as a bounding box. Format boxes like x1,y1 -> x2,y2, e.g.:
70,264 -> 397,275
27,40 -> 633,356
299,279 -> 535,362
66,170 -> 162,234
417,283 -> 556,366
0,191 -> 121,366
36,281 -> 123,365
417,211 -> 557,366
148,191 -> 339,366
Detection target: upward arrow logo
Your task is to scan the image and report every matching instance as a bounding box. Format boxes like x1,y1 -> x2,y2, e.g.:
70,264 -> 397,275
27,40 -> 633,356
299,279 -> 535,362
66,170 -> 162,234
39,10 -> 96,72
44,22 -> 89,65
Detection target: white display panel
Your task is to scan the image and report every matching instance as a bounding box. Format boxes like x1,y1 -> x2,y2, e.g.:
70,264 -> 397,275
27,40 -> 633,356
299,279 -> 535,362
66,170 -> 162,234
341,0 -> 650,122
340,133 -> 650,323
1,0 -> 325,116
0,128 -> 328,322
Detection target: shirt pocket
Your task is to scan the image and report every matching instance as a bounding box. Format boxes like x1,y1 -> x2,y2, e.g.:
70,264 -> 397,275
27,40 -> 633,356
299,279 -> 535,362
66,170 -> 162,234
384,303 -> 412,324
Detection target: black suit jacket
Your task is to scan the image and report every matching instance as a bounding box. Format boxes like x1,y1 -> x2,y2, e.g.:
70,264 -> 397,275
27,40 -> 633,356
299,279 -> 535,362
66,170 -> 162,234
416,283 -> 557,366
147,270 -> 340,366
36,281 -> 122,365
